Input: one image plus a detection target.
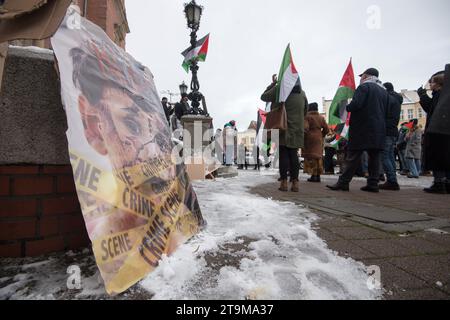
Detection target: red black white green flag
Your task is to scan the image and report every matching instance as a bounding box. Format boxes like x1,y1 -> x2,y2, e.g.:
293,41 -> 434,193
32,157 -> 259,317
328,59 -> 356,125
328,59 -> 356,149
276,44 -> 301,103
181,33 -> 210,73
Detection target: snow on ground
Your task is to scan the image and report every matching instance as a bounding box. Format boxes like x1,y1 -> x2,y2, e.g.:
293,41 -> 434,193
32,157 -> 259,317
9,45 -> 54,55
0,248 -> 152,300
139,171 -> 382,300
0,249 -> 103,300
1,170 -> 384,300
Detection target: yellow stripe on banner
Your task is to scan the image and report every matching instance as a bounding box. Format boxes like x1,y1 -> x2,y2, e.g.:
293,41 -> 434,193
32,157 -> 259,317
68,150 -> 202,295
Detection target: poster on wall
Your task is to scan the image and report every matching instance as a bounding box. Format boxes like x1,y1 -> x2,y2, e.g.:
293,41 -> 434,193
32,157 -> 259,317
51,6 -> 205,295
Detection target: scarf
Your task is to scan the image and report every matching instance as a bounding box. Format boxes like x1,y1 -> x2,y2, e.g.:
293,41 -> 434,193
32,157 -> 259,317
361,75 -> 385,89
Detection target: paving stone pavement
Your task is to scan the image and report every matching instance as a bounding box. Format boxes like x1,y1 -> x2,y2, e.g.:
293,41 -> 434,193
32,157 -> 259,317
251,174 -> 450,300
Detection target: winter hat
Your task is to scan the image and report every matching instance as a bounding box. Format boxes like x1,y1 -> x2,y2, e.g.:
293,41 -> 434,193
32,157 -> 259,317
359,68 -> 379,78
432,70 -> 445,78
383,82 -> 394,92
308,102 -> 319,112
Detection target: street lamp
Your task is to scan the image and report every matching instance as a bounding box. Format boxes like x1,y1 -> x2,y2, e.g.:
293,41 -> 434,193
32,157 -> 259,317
184,0 -> 203,32
179,81 -> 188,95
182,0 -> 208,116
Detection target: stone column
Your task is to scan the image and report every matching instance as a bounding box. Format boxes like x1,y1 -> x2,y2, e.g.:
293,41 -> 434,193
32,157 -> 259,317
0,46 -> 89,258
181,115 -> 213,157
181,115 -> 214,180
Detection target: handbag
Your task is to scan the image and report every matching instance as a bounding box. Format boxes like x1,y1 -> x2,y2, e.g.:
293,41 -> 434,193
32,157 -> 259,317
265,103 -> 287,130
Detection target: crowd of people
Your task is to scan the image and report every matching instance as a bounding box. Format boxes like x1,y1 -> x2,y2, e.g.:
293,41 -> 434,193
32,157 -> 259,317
258,66 -> 449,195
163,66 -> 449,195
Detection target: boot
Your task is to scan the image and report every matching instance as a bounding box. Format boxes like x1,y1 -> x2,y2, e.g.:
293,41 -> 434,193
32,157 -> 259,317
379,181 -> 400,191
424,183 -> 447,194
316,175 -> 321,183
308,175 -> 321,183
291,180 -> 299,192
361,185 -> 380,193
446,183 -> 450,194
279,180 -> 288,192
326,183 -> 349,192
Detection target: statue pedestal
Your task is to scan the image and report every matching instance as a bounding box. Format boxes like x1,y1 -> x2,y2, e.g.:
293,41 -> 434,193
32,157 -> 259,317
181,115 -> 214,180
181,115 -> 213,157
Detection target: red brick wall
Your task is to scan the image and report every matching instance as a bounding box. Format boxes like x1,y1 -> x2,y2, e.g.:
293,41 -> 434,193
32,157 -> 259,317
0,165 -> 90,257
106,0 -> 126,49
10,1 -> 129,50
86,0 -> 108,34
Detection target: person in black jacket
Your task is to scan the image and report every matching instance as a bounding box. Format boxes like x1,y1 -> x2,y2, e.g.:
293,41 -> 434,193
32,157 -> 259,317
174,93 -> 191,121
161,97 -> 173,124
396,123 -> 410,175
327,68 -> 388,193
418,69 -> 449,194
379,82 -> 403,190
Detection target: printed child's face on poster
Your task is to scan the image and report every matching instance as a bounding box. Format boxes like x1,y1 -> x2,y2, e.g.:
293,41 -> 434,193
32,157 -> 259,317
87,87 -> 168,171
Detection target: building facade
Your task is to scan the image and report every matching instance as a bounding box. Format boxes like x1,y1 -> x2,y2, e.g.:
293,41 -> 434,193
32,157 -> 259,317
10,0 -> 129,49
322,97 -> 333,125
238,121 -> 257,152
399,90 -> 426,128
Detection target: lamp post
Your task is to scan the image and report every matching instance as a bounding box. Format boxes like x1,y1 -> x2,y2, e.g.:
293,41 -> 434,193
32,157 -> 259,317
179,81 -> 188,96
183,0 -> 208,116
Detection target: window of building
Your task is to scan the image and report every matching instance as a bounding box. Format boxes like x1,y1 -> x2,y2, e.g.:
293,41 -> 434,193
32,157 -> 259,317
408,109 -> 414,120
418,108 -> 423,118
114,23 -> 125,44
400,110 -> 404,121
250,138 -> 255,144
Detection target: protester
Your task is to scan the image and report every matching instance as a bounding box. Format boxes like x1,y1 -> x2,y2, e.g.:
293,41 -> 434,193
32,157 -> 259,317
244,146 -> 249,170
223,120 -> 237,166
174,93 -> 191,122
214,128 -> 224,164
161,97 -> 173,124
380,82 -> 403,190
324,129 -> 337,175
336,137 -> 348,174
360,151 -> 369,178
303,103 -> 329,182
418,69 -> 450,194
237,142 -> 246,170
405,119 -> 422,179
396,123 -> 410,175
252,147 -> 260,170
261,74 -> 307,192
327,68 -> 388,192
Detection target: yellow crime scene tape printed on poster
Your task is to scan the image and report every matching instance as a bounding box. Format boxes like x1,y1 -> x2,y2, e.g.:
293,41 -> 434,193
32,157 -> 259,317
69,151 -> 172,219
68,151 -> 201,295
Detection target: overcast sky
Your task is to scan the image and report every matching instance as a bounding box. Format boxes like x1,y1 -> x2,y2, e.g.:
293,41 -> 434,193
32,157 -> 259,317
125,0 -> 450,131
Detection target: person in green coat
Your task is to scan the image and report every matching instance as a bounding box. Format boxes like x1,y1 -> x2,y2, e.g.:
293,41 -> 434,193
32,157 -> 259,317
261,74 -> 308,192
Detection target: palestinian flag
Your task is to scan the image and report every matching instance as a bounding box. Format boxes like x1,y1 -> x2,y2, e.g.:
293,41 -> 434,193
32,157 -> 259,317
181,33 -> 210,73
330,113 -> 351,149
328,59 -> 356,125
404,120 -> 415,130
276,44 -> 301,103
